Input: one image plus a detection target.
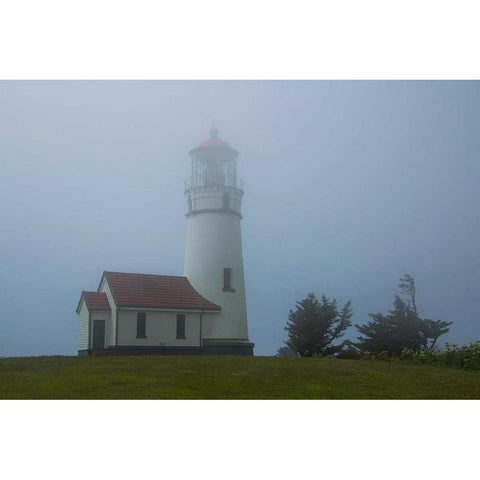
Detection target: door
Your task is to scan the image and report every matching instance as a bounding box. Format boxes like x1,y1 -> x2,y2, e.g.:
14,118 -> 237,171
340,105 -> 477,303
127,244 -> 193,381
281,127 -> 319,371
92,320 -> 105,350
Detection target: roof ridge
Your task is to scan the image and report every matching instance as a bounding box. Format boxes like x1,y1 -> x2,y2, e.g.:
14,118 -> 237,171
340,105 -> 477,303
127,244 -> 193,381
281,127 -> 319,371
104,271 -> 187,278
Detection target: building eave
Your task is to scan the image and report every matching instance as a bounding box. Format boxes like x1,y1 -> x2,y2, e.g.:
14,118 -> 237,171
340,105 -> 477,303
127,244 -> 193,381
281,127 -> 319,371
118,306 -> 221,313
76,291 -> 86,314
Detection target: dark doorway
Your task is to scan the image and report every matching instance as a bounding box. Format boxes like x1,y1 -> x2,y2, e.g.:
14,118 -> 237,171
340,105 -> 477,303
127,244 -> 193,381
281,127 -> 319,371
92,320 -> 105,350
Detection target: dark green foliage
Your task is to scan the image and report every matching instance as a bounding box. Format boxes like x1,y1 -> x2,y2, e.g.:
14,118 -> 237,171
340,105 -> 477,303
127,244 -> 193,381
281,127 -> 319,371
401,342 -> 480,371
284,293 -> 352,357
336,341 -> 363,360
419,319 -> 452,351
355,295 -> 424,356
355,275 -> 452,356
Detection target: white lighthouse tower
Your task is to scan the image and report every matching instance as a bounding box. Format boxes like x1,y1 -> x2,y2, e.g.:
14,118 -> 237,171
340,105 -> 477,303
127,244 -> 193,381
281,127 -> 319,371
184,128 -> 254,355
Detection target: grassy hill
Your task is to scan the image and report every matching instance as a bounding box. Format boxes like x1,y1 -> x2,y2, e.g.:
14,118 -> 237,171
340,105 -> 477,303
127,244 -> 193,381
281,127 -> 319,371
1,355 -> 480,399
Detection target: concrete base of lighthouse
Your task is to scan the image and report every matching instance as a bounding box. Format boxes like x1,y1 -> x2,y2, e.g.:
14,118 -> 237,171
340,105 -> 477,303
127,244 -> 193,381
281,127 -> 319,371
80,341 -> 254,356
202,338 -> 254,356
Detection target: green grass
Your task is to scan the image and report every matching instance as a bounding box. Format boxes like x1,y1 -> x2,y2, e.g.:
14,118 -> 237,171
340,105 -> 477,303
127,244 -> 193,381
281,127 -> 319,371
1,355 -> 480,399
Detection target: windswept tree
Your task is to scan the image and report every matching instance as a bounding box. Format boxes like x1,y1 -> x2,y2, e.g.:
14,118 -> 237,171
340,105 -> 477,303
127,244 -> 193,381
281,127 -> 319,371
355,274 -> 452,356
396,274 -> 451,350
398,273 -> 418,315
284,293 -> 353,357
420,319 -> 452,351
356,295 -> 424,356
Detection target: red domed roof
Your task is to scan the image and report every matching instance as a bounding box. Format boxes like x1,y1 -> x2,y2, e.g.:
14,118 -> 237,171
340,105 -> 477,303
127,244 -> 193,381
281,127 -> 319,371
189,127 -> 238,155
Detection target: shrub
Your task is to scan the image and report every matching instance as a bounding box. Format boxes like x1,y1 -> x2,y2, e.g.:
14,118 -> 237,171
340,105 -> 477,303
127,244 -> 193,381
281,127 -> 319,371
336,346 -> 363,360
400,342 -> 480,371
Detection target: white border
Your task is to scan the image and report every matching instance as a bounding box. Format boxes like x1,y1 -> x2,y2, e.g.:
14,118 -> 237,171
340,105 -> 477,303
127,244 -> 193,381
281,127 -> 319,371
1,1 -> 478,479
0,1 -> 479,79
1,400 -> 479,480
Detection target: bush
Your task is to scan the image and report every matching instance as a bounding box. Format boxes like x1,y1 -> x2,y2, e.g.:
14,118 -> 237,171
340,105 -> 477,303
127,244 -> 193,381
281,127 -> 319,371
400,342 -> 480,371
336,346 -> 363,360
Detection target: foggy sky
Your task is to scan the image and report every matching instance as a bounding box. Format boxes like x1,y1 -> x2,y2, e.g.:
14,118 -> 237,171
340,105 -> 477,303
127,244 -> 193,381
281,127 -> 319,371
0,80 -> 479,356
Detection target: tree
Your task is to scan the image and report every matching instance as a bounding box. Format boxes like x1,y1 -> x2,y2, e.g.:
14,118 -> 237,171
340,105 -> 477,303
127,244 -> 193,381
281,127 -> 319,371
284,293 -> 353,357
419,318 -> 452,351
397,273 -> 418,315
355,295 -> 423,356
396,274 -> 451,351
355,274 -> 452,356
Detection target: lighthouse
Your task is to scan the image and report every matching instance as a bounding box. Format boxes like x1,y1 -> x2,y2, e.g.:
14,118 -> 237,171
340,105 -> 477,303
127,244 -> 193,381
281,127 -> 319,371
76,127 -> 254,356
184,128 -> 254,355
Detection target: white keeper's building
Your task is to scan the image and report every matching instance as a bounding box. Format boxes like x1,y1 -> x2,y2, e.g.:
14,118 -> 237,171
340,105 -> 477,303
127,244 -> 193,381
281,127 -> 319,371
76,128 -> 254,356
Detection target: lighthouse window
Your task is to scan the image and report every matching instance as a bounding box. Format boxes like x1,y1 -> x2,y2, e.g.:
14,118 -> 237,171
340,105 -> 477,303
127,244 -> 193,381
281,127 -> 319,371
223,192 -> 230,210
223,267 -> 233,291
176,314 -> 186,339
136,312 -> 146,338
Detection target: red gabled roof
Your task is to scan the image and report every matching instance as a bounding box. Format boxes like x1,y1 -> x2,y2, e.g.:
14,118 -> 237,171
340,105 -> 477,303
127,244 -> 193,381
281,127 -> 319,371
101,271 -> 221,311
76,291 -> 111,313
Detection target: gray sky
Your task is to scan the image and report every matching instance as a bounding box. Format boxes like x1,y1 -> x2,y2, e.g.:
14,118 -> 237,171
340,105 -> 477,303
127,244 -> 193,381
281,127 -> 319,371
0,80 -> 479,356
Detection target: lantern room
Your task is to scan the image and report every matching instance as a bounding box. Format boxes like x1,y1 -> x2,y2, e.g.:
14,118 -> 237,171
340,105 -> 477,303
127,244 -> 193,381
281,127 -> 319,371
185,127 -> 244,192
